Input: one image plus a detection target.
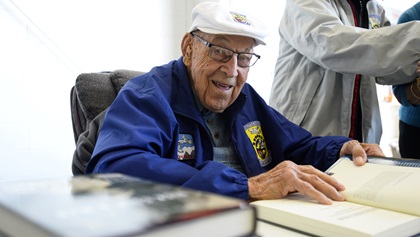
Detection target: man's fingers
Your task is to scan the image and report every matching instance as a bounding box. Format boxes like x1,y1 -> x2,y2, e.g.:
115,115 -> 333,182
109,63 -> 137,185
340,140 -> 367,166
296,166 -> 345,204
360,143 -> 385,157
249,161 -> 348,204
299,165 -> 345,191
295,181 -> 333,205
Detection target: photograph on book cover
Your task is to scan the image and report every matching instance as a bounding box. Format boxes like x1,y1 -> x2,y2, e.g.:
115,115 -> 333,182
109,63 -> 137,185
0,173 -> 256,237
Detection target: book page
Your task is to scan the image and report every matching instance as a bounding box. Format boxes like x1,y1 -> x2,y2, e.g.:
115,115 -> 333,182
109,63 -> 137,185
327,158 -> 420,216
252,193 -> 420,237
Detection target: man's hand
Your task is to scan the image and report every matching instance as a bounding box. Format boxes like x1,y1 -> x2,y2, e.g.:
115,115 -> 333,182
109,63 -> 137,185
248,161 -> 345,205
248,140 -> 385,205
339,140 -> 385,166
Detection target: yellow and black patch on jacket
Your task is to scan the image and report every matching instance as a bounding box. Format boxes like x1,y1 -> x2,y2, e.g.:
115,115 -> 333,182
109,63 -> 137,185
244,121 -> 272,167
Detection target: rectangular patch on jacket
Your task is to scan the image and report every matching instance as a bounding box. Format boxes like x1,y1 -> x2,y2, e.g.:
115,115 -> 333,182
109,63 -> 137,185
177,134 -> 195,160
244,121 -> 272,167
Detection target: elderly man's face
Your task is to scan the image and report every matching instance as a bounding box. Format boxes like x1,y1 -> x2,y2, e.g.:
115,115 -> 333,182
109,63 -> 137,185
186,33 -> 255,113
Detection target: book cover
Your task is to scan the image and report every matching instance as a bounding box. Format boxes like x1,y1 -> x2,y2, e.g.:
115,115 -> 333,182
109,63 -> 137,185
0,173 -> 256,237
342,154 -> 420,168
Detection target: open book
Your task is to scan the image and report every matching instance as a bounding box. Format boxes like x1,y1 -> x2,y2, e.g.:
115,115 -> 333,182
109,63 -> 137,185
251,157 -> 420,237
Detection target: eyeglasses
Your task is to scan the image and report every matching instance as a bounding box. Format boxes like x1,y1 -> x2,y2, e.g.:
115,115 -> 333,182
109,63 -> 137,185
190,33 -> 260,67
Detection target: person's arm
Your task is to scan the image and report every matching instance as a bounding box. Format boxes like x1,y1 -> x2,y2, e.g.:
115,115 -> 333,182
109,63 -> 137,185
281,0 -> 419,82
392,8 -> 420,105
248,140 -> 384,204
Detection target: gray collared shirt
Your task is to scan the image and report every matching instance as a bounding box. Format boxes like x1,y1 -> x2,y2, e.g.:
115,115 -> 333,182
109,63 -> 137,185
193,92 -> 244,173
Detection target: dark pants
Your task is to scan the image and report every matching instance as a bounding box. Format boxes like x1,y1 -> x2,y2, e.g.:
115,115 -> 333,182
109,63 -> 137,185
399,120 -> 420,159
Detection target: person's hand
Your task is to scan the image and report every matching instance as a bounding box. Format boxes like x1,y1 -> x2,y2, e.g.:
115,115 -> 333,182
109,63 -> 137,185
405,60 -> 420,105
417,60 -> 420,75
339,140 -> 385,166
248,160 -> 345,205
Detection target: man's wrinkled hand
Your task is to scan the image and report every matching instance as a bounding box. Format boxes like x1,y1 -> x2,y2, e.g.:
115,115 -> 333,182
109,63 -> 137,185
248,160 -> 345,205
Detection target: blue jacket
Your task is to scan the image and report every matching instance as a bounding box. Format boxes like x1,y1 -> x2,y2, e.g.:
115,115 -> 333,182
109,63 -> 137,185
86,57 -> 350,200
392,2 -> 420,129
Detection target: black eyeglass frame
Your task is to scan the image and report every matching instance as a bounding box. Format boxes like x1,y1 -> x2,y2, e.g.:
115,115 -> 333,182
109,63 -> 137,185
190,32 -> 260,67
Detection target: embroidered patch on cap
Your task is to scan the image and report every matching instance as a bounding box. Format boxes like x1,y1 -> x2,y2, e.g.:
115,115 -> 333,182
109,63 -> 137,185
178,134 -> 195,160
369,14 -> 381,29
244,121 -> 271,167
230,11 -> 250,25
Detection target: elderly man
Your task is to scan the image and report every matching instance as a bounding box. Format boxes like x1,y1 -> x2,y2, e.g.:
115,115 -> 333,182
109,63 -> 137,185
85,2 -> 384,204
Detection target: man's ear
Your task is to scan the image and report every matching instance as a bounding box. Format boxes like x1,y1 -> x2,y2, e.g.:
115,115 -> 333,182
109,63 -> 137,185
181,33 -> 193,66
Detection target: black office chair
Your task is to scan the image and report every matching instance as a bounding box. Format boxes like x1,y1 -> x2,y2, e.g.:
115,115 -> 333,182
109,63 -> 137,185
70,69 -> 144,175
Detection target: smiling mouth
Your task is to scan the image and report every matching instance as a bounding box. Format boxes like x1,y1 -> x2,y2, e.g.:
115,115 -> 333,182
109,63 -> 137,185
212,80 -> 233,90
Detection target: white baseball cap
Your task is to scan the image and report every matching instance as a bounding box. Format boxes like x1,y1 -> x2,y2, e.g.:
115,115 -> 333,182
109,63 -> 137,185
189,2 -> 268,45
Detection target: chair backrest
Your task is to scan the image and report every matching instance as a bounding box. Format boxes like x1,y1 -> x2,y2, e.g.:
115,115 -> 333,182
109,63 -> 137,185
70,69 -> 144,175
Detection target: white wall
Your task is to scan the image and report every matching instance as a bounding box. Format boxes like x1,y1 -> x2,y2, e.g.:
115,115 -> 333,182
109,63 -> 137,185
0,0 -> 191,181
